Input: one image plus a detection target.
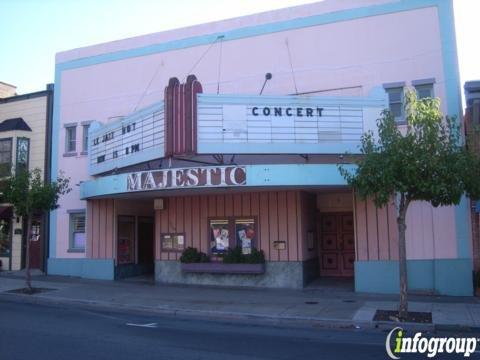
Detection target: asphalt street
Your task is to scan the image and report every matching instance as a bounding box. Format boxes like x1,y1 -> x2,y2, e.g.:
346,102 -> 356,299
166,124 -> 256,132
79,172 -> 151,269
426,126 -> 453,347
0,297 -> 471,360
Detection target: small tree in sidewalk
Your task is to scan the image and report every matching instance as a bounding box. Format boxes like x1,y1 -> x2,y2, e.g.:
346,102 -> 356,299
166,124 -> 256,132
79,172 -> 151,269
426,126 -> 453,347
339,90 -> 480,319
1,168 -> 70,293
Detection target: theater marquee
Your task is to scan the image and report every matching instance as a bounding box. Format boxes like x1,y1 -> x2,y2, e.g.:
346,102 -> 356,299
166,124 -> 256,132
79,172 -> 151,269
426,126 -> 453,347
126,166 -> 246,192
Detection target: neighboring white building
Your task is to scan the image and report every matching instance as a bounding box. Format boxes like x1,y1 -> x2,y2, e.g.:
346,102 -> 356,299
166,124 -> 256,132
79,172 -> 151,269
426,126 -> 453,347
0,84 -> 54,272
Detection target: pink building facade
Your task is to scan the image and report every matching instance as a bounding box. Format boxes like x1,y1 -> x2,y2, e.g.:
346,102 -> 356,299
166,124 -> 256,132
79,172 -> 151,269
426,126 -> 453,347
48,0 -> 473,295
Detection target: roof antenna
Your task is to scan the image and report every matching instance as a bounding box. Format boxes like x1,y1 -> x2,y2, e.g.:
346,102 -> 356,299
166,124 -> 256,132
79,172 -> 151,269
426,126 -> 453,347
259,73 -> 272,95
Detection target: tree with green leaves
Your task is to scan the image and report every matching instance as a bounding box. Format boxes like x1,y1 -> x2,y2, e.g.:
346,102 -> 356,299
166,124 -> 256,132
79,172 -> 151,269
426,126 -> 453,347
339,90 -> 480,319
1,168 -> 70,293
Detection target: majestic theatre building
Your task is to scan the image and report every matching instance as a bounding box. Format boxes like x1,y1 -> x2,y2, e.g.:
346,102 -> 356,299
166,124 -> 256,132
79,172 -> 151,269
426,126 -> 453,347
48,0 -> 473,295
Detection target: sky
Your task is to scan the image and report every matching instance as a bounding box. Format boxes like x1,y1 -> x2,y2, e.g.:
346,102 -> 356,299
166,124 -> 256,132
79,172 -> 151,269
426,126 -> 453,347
0,0 -> 479,105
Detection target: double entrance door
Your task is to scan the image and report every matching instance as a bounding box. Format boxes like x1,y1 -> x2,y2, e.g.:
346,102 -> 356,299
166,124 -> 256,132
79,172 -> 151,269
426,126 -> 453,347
318,212 -> 355,277
116,216 -> 154,278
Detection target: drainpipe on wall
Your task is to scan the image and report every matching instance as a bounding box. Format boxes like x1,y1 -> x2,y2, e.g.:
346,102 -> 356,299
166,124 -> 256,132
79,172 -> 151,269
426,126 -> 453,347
43,83 -> 54,273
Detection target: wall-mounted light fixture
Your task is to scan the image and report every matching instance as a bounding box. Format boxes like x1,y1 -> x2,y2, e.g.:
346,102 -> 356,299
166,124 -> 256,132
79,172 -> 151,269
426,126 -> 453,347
154,198 -> 165,210
259,73 -> 272,95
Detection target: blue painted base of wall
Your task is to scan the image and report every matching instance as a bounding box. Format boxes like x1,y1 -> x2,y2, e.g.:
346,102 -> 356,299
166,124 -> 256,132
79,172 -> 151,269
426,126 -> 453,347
48,258 -> 115,280
355,259 -> 473,296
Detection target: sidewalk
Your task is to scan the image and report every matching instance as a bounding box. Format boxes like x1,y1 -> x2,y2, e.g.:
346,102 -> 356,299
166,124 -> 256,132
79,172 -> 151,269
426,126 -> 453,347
1,272 -> 479,332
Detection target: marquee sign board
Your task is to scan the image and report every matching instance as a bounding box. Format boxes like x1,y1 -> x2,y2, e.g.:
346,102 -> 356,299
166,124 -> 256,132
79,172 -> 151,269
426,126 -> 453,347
88,101 -> 165,175
196,93 -> 386,154
87,86 -> 386,175
126,166 -> 246,192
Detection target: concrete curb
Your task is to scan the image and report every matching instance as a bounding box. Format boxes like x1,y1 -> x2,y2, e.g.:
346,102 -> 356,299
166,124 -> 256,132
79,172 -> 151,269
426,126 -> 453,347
0,290 -> 443,333
0,291 -> 371,330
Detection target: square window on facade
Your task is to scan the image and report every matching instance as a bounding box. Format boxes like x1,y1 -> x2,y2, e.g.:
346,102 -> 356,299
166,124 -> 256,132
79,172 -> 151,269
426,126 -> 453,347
415,84 -> 434,100
65,126 -> 76,153
386,87 -> 404,121
69,212 -> 85,251
82,124 -> 90,153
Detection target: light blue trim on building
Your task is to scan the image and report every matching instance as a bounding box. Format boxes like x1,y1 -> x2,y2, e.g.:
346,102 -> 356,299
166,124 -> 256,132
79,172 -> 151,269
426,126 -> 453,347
48,258 -> 115,280
355,259 -> 473,296
247,164 -> 352,186
55,0 -> 440,72
79,164 -> 353,199
434,1 -> 471,260
456,197 -> 472,258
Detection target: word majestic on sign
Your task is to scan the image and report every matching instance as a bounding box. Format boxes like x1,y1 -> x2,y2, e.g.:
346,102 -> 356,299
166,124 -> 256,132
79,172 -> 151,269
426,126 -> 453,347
127,166 -> 246,191
251,106 -> 324,117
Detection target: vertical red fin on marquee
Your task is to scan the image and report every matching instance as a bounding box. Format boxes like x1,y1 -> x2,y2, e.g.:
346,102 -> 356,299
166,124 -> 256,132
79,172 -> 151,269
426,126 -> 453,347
164,75 -> 202,157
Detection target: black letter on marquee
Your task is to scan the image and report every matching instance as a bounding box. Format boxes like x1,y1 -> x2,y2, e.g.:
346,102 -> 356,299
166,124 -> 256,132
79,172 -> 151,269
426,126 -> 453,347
263,107 -> 271,116
252,107 -> 259,116
286,107 -> 292,116
317,108 -> 324,116
297,108 -> 303,117
306,108 -> 313,117
274,107 -> 282,116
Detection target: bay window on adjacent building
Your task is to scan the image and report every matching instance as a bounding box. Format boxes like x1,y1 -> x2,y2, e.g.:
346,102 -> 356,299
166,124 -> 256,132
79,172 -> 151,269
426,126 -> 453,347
16,137 -> 29,171
0,138 -> 12,177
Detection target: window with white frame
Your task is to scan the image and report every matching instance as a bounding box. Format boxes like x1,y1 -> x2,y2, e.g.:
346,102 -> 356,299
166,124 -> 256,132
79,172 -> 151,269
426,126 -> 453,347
415,84 -> 434,99
65,126 -> 76,153
82,124 -> 90,153
386,87 -> 404,121
69,212 -> 85,251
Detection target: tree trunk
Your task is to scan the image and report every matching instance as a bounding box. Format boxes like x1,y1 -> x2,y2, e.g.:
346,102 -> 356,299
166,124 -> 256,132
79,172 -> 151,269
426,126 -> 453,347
397,196 -> 409,319
25,215 -> 32,293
